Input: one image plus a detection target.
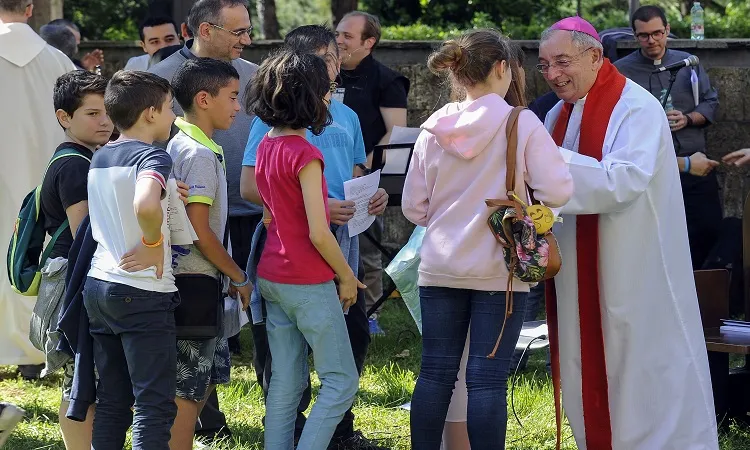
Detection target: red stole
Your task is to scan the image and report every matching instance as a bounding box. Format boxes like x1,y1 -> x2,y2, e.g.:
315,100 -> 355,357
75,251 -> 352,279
546,59 -> 626,450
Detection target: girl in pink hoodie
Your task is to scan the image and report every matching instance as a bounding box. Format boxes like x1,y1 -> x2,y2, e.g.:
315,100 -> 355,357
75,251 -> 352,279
402,29 -> 573,450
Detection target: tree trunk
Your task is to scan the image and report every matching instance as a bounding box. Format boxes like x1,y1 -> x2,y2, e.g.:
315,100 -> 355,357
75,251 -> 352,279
256,0 -> 280,40
331,0 -> 358,27
28,0 -> 63,31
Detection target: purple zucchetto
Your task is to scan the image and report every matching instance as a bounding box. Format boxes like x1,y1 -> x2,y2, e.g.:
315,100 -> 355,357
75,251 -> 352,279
549,16 -> 601,42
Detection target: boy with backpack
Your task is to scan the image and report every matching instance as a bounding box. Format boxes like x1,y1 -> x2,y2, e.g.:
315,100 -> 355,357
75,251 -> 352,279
84,70 -> 179,450
165,58 -> 251,450
5,70 -> 113,449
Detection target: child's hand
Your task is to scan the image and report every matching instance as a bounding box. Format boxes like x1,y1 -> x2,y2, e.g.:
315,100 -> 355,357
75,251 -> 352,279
337,273 -> 366,310
119,240 -> 164,279
176,180 -> 190,205
229,283 -> 252,311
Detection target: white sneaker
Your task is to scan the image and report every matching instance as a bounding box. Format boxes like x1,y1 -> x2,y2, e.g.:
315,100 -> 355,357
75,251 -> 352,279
0,403 -> 24,448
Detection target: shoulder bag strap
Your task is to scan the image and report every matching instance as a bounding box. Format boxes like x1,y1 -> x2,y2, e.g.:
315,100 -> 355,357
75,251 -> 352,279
504,107 -> 526,199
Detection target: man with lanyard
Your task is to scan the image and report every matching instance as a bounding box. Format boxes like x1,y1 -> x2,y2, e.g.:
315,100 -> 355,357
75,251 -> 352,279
615,5 -> 720,269
335,11 -> 409,335
149,0 -> 258,439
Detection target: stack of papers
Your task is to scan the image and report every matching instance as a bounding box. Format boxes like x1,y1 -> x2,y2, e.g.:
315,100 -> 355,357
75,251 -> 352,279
719,319 -> 750,334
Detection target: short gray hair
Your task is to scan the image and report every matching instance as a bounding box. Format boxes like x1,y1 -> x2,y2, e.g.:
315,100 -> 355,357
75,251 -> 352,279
540,29 -> 604,56
0,0 -> 31,14
187,0 -> 249,38
40,24 -> 77,58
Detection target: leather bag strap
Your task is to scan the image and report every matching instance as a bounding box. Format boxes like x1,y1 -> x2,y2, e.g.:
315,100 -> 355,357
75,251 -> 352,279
504,107 -> 527,197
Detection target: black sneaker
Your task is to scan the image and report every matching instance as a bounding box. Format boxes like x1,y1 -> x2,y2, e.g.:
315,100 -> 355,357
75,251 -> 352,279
17,364 -> 43,381
328,430 -> 390,450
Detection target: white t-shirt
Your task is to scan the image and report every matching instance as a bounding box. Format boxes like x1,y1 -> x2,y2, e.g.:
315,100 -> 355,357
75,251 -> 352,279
87,139 -> 176,292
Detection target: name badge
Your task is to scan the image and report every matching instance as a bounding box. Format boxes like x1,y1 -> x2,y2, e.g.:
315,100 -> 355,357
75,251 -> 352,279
332,87 -> 345,103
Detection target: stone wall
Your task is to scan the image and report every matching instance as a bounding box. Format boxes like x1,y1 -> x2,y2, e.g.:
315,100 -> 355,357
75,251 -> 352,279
80,39 -> 750,249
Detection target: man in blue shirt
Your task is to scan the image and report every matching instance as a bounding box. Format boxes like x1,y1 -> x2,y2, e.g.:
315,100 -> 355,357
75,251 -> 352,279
240,25 -> 389,450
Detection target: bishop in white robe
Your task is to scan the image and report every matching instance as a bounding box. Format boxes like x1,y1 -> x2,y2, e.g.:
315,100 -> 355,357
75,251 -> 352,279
539,17 -> 718,450
0,12 -> 76,365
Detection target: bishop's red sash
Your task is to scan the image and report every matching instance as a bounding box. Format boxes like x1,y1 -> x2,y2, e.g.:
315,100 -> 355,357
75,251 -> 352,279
546,59 -> 626,450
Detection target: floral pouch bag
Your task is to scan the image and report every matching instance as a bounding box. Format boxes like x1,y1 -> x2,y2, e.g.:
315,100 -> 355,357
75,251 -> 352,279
485,106 -> 562,357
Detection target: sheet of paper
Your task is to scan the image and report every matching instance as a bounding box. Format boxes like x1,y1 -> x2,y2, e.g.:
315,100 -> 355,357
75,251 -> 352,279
691,69 -> 699,107
381,146 -> 412,174
389,126 -> 422,144
344,170 -> 381,238
166,178 -> 199,246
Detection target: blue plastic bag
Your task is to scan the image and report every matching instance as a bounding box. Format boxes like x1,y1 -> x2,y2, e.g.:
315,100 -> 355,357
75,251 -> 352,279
384,226 -> 425,334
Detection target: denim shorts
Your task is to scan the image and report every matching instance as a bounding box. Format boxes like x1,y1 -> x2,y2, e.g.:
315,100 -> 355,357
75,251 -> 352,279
175,336 -> 230,402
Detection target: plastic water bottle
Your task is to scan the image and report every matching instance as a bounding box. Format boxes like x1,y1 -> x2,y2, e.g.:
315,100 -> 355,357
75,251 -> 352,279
691,2 -> 705,40
661,89 -> 678,125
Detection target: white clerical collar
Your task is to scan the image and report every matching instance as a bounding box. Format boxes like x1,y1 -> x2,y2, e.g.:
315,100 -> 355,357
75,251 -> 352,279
653,58 -> 662,65
0,22 -> 46,67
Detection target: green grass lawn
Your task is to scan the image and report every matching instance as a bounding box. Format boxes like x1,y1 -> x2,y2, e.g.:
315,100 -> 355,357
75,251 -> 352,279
2,300 -> 750,449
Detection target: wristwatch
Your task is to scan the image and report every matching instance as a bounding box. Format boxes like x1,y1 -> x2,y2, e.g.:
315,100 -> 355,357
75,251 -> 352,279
685,114 -> 694,127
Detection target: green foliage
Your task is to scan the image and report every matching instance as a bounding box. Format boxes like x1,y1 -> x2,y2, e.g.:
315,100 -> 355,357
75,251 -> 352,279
381,2 -> 750,41
275,0 -> 331,35
64,0 -> 148,41
56,0 -> 750,41
361,0 -> 422,26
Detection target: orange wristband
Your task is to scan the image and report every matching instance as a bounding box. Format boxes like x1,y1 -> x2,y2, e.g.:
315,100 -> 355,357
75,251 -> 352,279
141,234 -> 164,248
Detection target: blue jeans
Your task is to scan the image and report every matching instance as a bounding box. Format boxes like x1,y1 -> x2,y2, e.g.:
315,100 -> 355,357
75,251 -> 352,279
258,278 -> 358,450
83,277 -> 179,450
411,286 -> 527,450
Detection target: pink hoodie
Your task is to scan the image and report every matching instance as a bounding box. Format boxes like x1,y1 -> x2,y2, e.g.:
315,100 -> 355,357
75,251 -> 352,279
402,93 -> 574,292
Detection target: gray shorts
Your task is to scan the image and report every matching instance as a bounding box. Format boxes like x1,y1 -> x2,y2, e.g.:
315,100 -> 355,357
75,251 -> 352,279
175,337 -> 230,402
61,359 -> 99,402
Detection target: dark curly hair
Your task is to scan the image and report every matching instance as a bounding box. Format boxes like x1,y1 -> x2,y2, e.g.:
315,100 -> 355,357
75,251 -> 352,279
246,50 -> 332,136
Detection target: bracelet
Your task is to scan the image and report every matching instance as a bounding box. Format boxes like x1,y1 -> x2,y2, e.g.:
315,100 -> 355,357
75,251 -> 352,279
230,271 -> 250,287
141,234 -> 163,248
683,156 -> 691,174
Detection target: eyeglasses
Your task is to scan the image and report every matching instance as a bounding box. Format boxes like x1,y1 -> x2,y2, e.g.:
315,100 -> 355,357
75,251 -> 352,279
208,23 -> 253,38
635,29 -> 666,42
536,47 -> 594,74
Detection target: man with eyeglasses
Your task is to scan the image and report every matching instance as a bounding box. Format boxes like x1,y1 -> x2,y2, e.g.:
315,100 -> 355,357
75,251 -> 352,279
615,5 -> 720,270
539,16 -> 718,450
336,11 -> 409,338
149,0 -> 258,445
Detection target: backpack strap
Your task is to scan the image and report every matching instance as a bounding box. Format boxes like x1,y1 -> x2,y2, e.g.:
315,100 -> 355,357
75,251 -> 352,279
36,148 -> 92,267
35,148 -> 92,219
39,218 -> 70,269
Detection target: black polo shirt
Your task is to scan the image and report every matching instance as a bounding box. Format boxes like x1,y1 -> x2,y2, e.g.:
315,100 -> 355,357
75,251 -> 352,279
339,54 -> 410,155
40,142 -> 93,259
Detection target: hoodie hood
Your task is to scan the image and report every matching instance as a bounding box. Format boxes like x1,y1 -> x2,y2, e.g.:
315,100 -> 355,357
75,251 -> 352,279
421,93 -> 513,160
0,22 -> 46,67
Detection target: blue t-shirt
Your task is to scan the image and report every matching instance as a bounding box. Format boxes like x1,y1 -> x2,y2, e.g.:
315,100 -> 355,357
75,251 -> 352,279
243,99 -> 367,200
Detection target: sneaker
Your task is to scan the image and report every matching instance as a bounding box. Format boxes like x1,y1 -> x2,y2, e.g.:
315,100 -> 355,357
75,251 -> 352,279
17,364 -> 43,381
328,430 -> 390,450
0,403 -> 25,448
368,318 -> 385,336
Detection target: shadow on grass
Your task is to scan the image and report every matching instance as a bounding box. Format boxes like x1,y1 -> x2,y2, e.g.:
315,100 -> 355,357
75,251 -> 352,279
18,403 -> 61,424
355,386 -> 412,409
202,424 -> 264,448
3,434 -> 65,450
